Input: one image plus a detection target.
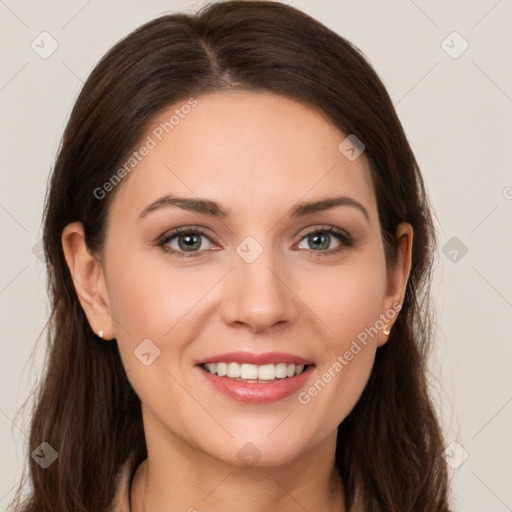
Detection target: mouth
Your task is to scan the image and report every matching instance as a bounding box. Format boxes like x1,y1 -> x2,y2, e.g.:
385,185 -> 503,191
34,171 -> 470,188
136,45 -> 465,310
195,352 -> 315,403
200,361 -> 311,383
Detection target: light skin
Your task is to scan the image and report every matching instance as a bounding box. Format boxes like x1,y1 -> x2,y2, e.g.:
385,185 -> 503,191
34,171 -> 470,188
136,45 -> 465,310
62,91 -> 412,511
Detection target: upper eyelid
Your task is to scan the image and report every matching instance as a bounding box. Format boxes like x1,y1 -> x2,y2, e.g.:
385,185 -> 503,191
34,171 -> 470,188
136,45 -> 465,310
158,226 -> 217,245
295,224 -> 351,240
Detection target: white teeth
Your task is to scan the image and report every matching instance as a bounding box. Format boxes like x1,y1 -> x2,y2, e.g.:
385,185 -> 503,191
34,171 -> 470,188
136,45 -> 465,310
202,362 -> 309,379
227,362 -> 240,378
258,364 -> 275,380
275,363 -> 287,379
205,363 -> 217,375
240,364 -> 258,379
216,362 -> 227,377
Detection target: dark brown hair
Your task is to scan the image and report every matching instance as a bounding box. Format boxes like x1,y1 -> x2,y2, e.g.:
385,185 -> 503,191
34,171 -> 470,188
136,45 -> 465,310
10,1 -> 452,510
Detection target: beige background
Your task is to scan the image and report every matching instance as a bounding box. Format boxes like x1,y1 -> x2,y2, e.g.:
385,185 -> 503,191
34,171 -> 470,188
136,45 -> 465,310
1,1 -> 511,510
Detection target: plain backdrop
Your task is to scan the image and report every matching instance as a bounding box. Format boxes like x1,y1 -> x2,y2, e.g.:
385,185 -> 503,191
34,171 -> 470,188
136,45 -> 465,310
1,1 -> 511,510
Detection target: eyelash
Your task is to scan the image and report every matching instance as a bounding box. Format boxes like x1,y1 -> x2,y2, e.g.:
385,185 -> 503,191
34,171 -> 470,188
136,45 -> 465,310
157,225 -> 354,259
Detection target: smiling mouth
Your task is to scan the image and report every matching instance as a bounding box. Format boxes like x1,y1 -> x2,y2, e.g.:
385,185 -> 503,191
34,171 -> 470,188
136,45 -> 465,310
200,362 -> 312,382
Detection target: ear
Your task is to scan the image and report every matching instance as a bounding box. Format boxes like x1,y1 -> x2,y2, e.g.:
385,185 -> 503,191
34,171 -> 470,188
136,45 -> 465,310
377,222 -> 413,347
61,221 -> 116,340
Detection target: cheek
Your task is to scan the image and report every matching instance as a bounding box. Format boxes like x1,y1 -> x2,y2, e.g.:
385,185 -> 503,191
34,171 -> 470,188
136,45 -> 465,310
106,250 -> 214,342
296,246 -> 386,421
306,246 -> 388,353
298,287 -> 381,437
104,254 -> 209,418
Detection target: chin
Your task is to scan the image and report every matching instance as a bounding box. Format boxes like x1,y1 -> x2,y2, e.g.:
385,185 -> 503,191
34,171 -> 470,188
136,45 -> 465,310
202,434 -> 311,469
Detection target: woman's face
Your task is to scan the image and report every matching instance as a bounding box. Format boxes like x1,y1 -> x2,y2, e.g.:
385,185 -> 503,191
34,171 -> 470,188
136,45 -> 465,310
77,91 -> 411,467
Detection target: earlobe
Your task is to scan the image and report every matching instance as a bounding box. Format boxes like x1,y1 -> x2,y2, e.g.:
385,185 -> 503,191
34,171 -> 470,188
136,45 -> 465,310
378,222 -> 413,347
61,222 -> 115,340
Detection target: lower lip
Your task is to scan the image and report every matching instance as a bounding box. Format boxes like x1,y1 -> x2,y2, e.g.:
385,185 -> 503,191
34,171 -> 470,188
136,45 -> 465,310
197,365 -> 315,403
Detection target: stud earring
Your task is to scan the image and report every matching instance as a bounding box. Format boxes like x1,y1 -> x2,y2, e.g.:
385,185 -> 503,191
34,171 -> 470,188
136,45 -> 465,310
383,325 -> 391,336
98,330 -> 104,338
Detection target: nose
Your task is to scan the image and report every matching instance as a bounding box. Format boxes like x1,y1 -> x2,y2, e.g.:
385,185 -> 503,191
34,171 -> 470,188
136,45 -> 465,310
220,248 -> 299,333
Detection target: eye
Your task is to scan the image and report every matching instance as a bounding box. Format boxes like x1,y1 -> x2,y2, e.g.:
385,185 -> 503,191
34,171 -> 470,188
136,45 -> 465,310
296,226 -> 353,256
158,227 -> 216,258
158,225 -> 354,259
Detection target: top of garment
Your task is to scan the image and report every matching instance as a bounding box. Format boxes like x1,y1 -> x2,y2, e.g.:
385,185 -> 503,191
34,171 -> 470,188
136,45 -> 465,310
109,453 -> 138,512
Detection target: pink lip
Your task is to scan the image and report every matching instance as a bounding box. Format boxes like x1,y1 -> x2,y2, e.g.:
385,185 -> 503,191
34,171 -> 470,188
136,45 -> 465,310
197,364 -> 315,403
195,351 -> 314,366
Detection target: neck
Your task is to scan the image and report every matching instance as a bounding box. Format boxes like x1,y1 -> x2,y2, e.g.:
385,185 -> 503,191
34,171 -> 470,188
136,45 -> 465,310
130,433 -> 346,512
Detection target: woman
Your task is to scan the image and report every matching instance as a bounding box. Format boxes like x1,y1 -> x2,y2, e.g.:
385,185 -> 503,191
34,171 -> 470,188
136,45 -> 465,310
10,1 -> 452,510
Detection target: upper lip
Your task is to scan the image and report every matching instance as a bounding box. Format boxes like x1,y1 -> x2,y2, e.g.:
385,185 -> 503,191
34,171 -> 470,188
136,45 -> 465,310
195,351 -> 314,366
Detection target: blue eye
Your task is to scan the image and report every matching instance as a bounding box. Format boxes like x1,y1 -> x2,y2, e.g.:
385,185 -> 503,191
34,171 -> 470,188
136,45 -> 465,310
158,225 -> 353,258
297,227 -> 353,254
159,227 -> 214,258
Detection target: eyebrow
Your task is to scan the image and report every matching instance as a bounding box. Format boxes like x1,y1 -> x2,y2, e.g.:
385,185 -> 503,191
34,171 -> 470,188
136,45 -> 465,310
138,194 -> 370,224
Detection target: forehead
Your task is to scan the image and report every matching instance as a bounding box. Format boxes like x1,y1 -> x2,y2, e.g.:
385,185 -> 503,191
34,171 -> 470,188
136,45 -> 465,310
109,91 -> 377,224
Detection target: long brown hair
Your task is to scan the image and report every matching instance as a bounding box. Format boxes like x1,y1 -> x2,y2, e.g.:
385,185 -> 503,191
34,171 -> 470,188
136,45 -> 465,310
10,1 -> 451,510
